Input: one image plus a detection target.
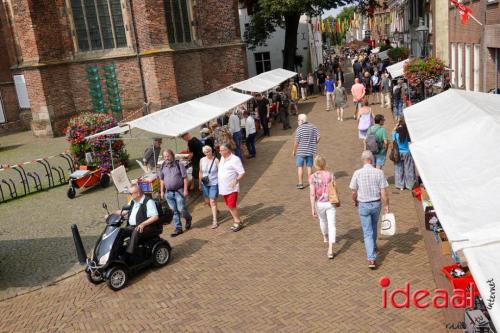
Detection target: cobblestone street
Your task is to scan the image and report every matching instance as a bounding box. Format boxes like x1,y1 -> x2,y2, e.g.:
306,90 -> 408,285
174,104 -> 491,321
0,84 -> 446,332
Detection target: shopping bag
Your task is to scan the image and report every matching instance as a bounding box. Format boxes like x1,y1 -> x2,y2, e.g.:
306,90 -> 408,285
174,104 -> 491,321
380,213 -> 396,236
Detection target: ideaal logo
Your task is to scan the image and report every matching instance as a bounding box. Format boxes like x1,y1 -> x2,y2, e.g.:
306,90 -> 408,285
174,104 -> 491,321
380,276 -> 476,309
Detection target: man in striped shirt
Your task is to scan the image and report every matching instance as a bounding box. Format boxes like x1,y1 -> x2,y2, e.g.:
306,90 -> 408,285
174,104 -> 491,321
293,114 -> 320,189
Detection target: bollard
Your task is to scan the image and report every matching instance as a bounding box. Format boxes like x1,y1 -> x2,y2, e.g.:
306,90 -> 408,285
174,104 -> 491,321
71,224 -> 88,264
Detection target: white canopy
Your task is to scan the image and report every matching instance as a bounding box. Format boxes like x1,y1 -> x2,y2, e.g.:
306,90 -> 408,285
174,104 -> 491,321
86,89 -> 251,139
404,89 -> 500,327
377,50 -> 389,61
386,59 -> 409,79
231,68 -> 297,93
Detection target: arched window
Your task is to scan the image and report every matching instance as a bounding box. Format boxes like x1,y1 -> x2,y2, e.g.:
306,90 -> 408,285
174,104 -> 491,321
70,0 -> 128,51
164,0 -> 194,44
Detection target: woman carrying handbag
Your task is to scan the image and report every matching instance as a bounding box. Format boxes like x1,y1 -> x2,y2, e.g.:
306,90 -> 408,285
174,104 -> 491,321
309,155 -> 340,259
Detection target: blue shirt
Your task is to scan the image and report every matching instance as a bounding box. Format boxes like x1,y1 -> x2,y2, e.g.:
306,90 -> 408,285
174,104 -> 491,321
325,79 -> 335,93
128,196 -> 158,226
392,131 -> 410,154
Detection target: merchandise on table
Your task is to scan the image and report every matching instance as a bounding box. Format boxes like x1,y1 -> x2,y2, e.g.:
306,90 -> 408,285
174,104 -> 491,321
441,263 -> 479,297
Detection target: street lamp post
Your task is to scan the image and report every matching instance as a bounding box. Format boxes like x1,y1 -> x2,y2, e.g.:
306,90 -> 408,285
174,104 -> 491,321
416,18 -> 429,59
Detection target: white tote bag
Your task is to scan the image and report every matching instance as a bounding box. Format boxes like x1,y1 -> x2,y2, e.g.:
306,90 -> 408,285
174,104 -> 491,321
380,213 -> 396,236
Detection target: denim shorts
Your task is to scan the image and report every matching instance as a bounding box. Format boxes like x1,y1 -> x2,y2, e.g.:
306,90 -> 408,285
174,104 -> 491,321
374,154 -> 386,167
295,155 -> 314,167
202,184 -> 219,199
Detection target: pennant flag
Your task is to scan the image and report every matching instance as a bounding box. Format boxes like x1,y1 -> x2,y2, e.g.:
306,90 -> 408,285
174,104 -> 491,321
450,0 -> 472,24
321,20 -> 326,32
327,22 -> 332,33
335,20 -> 339,33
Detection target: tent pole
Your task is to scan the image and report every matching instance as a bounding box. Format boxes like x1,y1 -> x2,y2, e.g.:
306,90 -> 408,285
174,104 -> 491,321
108,139 -> 114,170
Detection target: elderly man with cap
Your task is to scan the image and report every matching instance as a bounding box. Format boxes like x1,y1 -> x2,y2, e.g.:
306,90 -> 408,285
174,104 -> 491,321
142,138 -> 162,172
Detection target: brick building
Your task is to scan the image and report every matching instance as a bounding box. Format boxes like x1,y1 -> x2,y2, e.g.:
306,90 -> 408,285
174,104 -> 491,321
0,0 -> 247,137
449,0 -> 500,93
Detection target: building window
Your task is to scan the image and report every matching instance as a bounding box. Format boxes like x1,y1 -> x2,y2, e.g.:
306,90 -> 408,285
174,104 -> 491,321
474,44 -> 480,92
164,0 -> 193,44
465,44 -> 471,91
451,43 -> 456,86
255,52 -> 271,74
458,43 -> 463,88
70,0 -> 127,52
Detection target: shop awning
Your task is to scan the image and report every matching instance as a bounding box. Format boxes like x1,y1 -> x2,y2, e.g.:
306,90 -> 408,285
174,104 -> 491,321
86,89 -> 252,139
386,58 -> 409,79
231,68 -> 297,93
404,89 -> 500,327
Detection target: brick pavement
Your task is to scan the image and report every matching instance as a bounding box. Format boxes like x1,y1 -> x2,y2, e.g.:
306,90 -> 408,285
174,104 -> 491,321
0,88 -> 446,332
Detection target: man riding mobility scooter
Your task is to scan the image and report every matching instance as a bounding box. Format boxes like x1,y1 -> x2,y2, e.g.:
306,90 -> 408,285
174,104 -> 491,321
72,186 -> 173,291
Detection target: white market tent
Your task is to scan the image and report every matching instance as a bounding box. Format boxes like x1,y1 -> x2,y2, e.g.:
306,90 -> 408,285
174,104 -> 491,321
231,68 -> 297,93
386,59 -> 409,79
404,89 -> 500,328
87,68 -> 297,140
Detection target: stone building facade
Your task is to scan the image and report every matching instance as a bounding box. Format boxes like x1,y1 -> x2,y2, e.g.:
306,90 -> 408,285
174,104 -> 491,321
0,0 -> 247,136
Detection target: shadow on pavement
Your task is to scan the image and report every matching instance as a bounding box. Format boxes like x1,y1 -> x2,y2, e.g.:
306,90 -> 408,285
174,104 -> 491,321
335,228 -> 361,258
169,238 -> 209,265
0,144 -> 24,153
0,235 -> 98,290
376,227 -> 422,266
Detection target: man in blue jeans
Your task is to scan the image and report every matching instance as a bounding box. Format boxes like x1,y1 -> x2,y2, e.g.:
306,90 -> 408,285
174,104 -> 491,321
159,149 -> 192,237
349,150 -> 390,269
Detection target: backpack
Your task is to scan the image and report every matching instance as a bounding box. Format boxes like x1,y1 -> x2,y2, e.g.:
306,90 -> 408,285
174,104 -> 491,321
365,126 -> 382,154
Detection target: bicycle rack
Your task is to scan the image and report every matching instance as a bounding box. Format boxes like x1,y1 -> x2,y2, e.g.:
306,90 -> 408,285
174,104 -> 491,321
36,159 -> 53,188
12,165 -> 29,195
2,179 -> 16,199
0,182 -> 4,202
27,172 -> 42,191
51,166 -> 65,185
60,153 -> 75,173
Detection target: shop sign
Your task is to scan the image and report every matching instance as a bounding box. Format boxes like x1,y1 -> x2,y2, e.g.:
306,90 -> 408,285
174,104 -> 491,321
379,276 -> 475,309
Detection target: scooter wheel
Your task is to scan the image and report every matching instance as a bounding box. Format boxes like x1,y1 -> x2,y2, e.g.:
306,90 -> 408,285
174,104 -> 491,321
86,270 -> 104,284
100,174 -> 110,188
67,187 -> 76,199
106,266 -> 128,291
152,243 -> 171,267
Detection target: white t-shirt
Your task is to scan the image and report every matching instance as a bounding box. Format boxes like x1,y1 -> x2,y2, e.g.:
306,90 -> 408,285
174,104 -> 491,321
217,153 -> 245,195
245,116 -> 256,137
229,113 -> 241,134
128,196 -> 158,226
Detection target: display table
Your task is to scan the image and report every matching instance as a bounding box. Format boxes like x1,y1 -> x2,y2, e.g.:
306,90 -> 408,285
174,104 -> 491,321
413,197 -> 463,329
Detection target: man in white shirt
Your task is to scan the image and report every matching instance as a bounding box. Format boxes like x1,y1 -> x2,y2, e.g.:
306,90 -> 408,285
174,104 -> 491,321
243,111 -> 256,158
228,111 -> 242,160
218,144 -> 245,232
117,184 -> 159,254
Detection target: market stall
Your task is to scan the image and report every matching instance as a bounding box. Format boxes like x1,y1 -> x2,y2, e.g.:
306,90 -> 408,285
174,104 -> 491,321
404,89 -> 500,330
386,58 -> 409,79
231,68 -> 297,93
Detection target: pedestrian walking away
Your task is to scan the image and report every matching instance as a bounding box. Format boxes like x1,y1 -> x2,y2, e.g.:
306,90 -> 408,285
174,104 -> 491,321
228,111 -> 243,160
307,72 -> 315,96
299,73 -> 308,100
218,144 -> 245,232
392,79 -> 406,122
293,114 -> 320,190
349,151 -> 390,269
356,97 -> 373,141
333,80 -> 347,121
380,73 -> 392,110
276,86 -> 292,130
365,114 -> 388,169
142,138 -> 162,173
198,146 -> 220,229
351,78 -> 366,119
159,149 -> 193,237
391,118 -> 416,190
255,93 -> 271,137
181,132 -> 204,191
289,80 -> 299,115
243,111 -> 256,158
309,155 -> 338,259
325,75 -> 335,111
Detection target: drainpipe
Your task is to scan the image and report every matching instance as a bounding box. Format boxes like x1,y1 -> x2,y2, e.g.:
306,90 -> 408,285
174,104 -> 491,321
128,0 -> 149,115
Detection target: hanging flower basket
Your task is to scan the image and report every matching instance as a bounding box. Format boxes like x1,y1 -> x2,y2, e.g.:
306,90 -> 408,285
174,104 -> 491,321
404,57 -> 446,88
65,112 -> 129,172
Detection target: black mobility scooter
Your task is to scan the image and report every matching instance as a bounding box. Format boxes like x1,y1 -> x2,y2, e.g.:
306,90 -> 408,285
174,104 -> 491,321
72,200 -> 173,291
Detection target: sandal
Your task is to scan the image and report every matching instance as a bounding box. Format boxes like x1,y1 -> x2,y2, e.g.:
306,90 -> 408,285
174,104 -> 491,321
211,222 -> 219,229
296,184 -> 304,189
230,223 -> 243,232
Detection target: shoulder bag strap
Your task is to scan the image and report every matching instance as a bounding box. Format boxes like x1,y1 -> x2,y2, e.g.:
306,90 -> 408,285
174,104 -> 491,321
207,157 -> 215,174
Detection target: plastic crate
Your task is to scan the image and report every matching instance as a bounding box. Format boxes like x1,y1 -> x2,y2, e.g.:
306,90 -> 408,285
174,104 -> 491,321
138,177 -> 159,193
441,264 -> 479,297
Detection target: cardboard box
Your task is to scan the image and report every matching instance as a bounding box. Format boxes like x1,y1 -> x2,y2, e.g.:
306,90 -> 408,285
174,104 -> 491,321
464,309 -> 493,333
438,231 -> 451,255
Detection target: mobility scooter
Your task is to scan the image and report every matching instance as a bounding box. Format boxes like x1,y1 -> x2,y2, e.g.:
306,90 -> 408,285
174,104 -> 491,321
72,200 -> 173,291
